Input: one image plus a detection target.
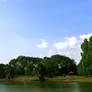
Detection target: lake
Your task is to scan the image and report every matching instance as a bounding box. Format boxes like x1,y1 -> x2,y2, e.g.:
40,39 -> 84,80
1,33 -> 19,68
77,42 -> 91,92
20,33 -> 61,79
0,81 -> 92,92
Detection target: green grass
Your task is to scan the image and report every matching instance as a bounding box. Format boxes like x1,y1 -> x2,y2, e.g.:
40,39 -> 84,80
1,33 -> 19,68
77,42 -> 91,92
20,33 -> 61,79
0,75 -> 92,82
48,76 -> 92,82
0,76 -> 38,82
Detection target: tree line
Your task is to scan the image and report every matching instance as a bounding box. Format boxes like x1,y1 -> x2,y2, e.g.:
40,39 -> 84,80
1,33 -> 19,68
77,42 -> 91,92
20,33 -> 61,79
0,36 -> 92,81
0,55 -> 77,81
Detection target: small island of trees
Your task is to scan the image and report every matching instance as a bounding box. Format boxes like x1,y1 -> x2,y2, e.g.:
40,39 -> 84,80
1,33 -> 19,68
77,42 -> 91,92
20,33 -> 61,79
0,36 -> 92,81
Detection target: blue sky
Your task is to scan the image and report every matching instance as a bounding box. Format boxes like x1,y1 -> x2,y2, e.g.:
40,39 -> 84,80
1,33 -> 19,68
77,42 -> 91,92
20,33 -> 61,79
0,0 -> 92,63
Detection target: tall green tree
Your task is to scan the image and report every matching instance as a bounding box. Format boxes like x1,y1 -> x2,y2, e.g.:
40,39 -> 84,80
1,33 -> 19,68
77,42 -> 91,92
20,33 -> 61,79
78,36 -> 92,76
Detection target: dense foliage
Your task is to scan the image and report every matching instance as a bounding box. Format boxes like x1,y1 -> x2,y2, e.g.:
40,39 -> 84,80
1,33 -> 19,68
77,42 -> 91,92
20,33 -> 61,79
0,55 -> 77,81
78,36 -> 92,76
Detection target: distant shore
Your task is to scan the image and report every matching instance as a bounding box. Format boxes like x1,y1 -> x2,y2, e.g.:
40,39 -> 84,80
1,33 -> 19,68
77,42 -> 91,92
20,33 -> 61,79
0,76 -> 92,83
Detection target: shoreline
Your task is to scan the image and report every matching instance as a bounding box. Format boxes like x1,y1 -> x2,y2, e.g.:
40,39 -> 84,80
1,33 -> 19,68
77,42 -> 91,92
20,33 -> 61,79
0,76 -> 92,83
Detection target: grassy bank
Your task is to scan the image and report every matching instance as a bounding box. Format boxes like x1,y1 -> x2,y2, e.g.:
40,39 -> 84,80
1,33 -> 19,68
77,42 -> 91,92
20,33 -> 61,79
48,76 -> 92,82
0,76 -> 92,82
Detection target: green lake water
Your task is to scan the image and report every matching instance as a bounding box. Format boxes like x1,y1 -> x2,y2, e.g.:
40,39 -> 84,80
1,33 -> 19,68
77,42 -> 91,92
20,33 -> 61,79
0,81 -> 92,92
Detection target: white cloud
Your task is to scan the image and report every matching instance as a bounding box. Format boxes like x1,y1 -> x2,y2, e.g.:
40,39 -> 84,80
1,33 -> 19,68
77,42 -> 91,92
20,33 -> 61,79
66,37 -> 77,46
60,45 -> 81,64
36,39 -> 48,48
48,43 -> 81,64
80,34 -> 92,40
53,42 -> 67,50
53,37 -> 77,50
52,34 -> 92,64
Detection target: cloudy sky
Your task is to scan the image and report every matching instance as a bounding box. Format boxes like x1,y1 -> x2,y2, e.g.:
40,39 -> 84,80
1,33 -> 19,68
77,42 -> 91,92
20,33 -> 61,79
0,0 -> 92,64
